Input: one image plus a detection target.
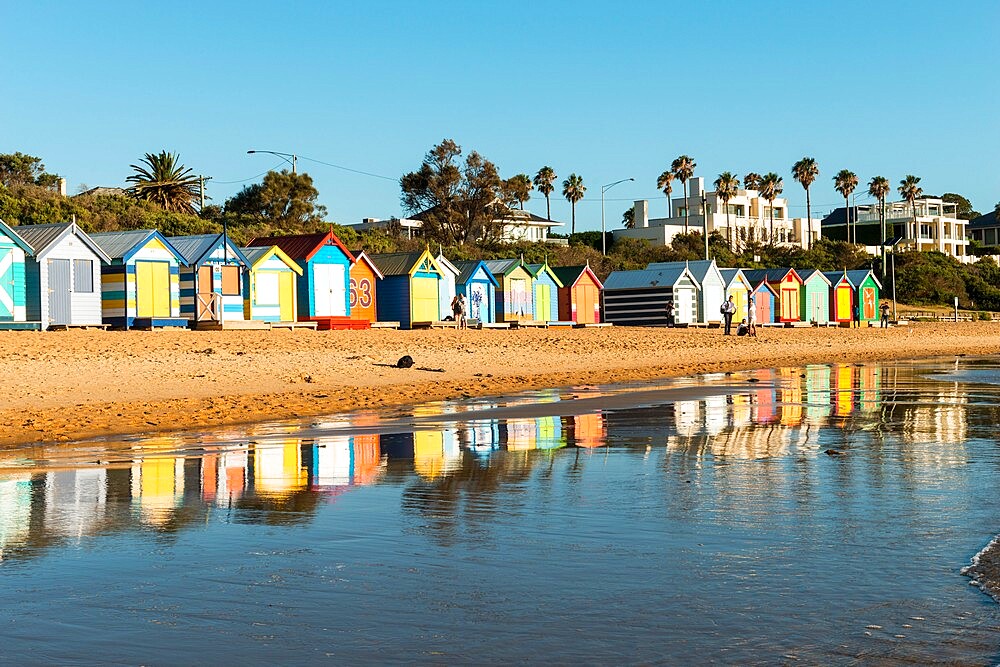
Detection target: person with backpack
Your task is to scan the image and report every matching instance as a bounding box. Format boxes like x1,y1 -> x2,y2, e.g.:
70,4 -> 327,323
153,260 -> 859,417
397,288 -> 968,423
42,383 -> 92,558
721,295 -> 736,335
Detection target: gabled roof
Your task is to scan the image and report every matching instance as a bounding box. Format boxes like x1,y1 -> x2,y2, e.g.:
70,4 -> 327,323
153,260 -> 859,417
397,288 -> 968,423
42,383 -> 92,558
823,270 -> 852,286
846,269 -> 882,289
719,268 -> 750,289
348,250 -> 384,280
646,260 -> 721,285
748,279 -> 778,296
797,268 -> 832,286
247,230 -> 355,263
551,265 -> 604,290
821,206 -> 861,227
742,267 -> 801,286
0,219 -> 34,255
368,250 -> 443,278
524,263 -> 564,288
482,258 -> 526,278
13,222 -> 111,263
169,233 -> 249,267
453,260 -> 500,287
90,229 -> 184,264
603,266 -> 700,291
239,245 -> 304,275
968,211 -> 999,229
435,253 -> 461,279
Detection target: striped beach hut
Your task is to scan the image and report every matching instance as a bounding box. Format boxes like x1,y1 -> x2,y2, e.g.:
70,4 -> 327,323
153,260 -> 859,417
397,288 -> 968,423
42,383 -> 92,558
454,260 -> 499,325
247,231 -> 354,329
602,264 -> 700,326
436,251 -> 460,321
369,249 -> 445,329
15,222 -> 111,329
525,261 -> 563,322
0,219 -> 39,330
719,268 -> 752,324
747,277 -> 778,324
552,264 -> 603,324
90,229 -> 186,329
240,245 -> 303,322
824,271 -> 855,324
648,260 -> 726,324
348,250 -> 383,326
170,233 -> 250,325
798,269 -> 832,324
483,259 -> 535,323
744,268 -> 802,323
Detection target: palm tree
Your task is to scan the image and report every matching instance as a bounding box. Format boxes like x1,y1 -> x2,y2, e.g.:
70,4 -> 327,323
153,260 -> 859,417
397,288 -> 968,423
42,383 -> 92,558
759,172 -> 783,243
791,157 -> 819,249
714,171 -> 740,248
656,170 -> 674,217
833,169 -> 859,243
898,174 -> 923,240
562,173 -> 586,234
868,175 -> 891,270
126,151 -> 201,214
743,172 -> 762,190
533,166 -> 557,220
671,155 -> 696,234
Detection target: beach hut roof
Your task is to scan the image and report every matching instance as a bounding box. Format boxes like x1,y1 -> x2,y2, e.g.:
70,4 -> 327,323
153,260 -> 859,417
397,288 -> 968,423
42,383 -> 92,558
646,259 -> 719,284
246,230 -> 355,263
603,266 -> 700,291
718,268 -> 750,288
368,250 -> 442,277
482,258 -> 524,277
749,279 -> 779,296
169,233 -> 249,267
435,252 -> 461,278
348,250 -> 385,280
823,270 -> 851,286
741,267 -> 801,285
0,219 -> 34,254
797,268 -> 832,285
551,265 -> 604,290
453,260 -> 500,287
524,263 -> 564,288
90,229 -> 184,263
239,245 -> 304,275
13,222 -> 111,263
845,269 -> 882,289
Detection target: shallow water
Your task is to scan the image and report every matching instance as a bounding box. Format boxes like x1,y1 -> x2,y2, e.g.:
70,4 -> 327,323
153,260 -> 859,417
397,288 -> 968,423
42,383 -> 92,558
2,358 -> 1000,664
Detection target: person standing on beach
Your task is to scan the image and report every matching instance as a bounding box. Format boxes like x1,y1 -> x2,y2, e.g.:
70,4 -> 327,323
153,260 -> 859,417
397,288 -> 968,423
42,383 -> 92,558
665,300 -> 675,327
451,293 -> 467,330
747,295 -> 757,337
880,301 -> 890,328
852,300 -> 861,328
721,295 -> 736,335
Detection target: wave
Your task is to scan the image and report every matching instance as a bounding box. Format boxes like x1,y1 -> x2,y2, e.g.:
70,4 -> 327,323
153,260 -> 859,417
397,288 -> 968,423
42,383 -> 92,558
962,534 -> 1000,602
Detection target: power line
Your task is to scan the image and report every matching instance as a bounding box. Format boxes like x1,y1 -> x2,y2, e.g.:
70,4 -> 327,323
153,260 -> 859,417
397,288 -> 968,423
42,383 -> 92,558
297,154 -> 397,181
212,161 -> 287,185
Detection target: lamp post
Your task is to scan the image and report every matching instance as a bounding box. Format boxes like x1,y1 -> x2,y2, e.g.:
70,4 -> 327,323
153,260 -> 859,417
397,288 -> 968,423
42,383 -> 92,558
247,149 -> 297,174
601,178 -> 634,255
700,191 -> 710,260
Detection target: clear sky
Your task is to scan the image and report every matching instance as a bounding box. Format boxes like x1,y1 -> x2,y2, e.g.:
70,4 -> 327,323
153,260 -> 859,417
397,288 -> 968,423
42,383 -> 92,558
2,1 -> 998,231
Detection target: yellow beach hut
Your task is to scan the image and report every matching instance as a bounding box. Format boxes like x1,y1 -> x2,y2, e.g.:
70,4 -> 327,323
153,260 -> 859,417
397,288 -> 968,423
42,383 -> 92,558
240,245 -> 303,323
369,249 -> 445,329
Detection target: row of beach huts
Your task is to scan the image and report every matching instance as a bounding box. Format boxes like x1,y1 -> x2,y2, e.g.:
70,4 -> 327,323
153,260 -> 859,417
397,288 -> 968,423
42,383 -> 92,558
0,220 -> 881,331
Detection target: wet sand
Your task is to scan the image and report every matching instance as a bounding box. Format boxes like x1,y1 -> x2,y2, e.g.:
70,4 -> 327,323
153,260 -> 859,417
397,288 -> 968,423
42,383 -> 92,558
2,322 -> 999,448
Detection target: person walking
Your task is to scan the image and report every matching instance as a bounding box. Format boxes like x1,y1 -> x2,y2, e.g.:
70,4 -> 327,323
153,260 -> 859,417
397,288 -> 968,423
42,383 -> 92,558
451,293 -> 467,330
721,295 -> 736,335
852,300 -> 861,328
747,295 -> 757,338
880,300 -> 890,328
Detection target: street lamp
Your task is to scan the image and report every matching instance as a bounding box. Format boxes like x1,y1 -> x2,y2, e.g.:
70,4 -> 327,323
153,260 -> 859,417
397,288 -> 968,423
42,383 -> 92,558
247,149 -> 297,174
601,178 -> 634,255
884,235 -> 902,321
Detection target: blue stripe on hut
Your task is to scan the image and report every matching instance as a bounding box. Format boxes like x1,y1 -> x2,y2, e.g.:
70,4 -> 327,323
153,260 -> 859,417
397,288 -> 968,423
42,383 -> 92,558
0,219 -> 39,330
240,245 -> 304,323
602,264 -> 700,326
170,233 -> 250,326
525,260 -> 563,323
454,260 -> 499,325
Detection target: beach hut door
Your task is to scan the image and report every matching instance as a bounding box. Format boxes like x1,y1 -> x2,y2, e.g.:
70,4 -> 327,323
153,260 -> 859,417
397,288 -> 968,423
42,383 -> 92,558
0,249 -> 12,318
196,265 -> 220,321
313,264 -> 346,317
48,258 -> 72,325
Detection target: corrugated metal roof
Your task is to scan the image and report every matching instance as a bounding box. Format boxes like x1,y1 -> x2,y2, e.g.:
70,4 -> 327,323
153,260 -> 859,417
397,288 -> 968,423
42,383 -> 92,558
240,246 -> 272,265
169,234 -> 222,264
646,260 -> 719,283
368,252 -> 425,277
482,258 -> 521,277
550,265 -> 582,286
604,266 -> 697,291
846,269 -> 881,289
436,253 -> 460,277
90,229 -> 158,259
742,268 -> 797,285
248,231 -> 354,263
823,271 -> 851,286
349,250 -> 384,280
13,223 -> 72,255
797,268 -> 831,284
453,260 -> 494,286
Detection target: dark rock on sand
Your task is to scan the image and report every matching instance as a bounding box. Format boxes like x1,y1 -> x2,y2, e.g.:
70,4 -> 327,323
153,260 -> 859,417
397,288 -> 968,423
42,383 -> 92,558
963,536 -> 1000,602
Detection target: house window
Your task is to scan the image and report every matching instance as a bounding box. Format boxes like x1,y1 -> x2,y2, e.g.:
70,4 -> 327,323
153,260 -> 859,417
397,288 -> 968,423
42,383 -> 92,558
73,259 -> 93,293
221,265 -> 241,296
920,224 -> 932,238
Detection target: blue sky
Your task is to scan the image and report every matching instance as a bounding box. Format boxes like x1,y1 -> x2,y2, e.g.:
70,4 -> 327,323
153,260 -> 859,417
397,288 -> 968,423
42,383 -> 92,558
2,1 -> 998,230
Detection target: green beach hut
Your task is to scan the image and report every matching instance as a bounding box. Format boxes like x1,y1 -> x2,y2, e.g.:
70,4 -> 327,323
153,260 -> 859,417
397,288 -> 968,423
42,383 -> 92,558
798,269 -> 832,324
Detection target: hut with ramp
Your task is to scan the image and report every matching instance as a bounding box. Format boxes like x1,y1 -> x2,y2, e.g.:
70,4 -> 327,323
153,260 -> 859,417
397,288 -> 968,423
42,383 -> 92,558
239,245 -> 303,323
483,258 -> 535,323
551,264 -> 603,325
90,229 -> 186,329
369,249 -> 445,329
798,269 -> 832,324
15,222 -> 111,330
0,219 -> 39,330
247,230 -> 354,329
454,260 -> 499,325
525,261 -> 563,323
171,233 -> 250,327
602,264 -> 700,326
347,250 -> 383,327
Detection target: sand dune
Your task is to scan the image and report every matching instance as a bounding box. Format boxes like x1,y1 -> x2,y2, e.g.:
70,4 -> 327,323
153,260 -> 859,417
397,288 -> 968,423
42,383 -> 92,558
2,322 -> 998,447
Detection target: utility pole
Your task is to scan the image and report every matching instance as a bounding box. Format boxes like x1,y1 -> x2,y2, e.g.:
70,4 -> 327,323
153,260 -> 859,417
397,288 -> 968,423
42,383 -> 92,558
199,175 -> 212,210
701,191 -> 709,260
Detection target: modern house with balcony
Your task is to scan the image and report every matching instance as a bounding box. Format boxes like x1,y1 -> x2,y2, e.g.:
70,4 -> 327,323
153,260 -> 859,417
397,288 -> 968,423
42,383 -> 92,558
821,197 -> 968,260
615,177 -> 819,251
967,209 -> 1000,251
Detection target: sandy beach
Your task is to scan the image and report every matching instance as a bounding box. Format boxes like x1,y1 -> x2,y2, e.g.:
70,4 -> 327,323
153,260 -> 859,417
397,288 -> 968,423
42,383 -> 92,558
1,321 -> 998,448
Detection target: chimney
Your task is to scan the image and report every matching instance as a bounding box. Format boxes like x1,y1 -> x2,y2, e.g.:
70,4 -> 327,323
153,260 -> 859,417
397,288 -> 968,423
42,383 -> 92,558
689,177 -> 704,198
58,177 -> 67,196
634,200 -> 649,228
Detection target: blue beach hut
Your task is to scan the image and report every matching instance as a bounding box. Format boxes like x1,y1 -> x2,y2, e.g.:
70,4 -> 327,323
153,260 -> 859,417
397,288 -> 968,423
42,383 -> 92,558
90,229 -> 187,329
0,219 -> 39,330
454,260 -> 499,325
170,233 -> 250,326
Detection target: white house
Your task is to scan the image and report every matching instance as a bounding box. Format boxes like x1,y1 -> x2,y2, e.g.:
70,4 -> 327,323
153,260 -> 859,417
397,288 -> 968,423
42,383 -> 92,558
353,209 -> 564,244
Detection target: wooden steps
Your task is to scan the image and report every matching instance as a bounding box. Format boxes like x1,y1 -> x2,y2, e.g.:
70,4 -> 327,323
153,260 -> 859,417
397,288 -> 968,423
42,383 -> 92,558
369,321 -> 400,329
48,323 -> 110,331
574,322 -> 612,328
412,320 -> 460,329
269,321 -> 319,330
193,320 -> 270,331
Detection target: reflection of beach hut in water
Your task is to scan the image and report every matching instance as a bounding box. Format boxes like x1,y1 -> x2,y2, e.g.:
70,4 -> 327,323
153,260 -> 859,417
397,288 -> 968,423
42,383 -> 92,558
747,278 -> 778,324
15,222 -> 111,330
743,268 -> 802,323
648,260 -> 725,324
525,261 -> 563,322
247,230 -> 354,329
602,264 -> 700,326
0,219 -> 40,330
797,269 -> 832,324
90,229 -> 187,330
347,250 -> 383,326
239,245 -> 303,323
551,264 -> 603,324
435,251 -> 460,321
454,260 -> 499,324
170,233 -> 249,326
535,416 -> 565,450
483,259 -> 535,322
719,268 -> 752,323
369,249 -> 445,329
572,413 -> 606,448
